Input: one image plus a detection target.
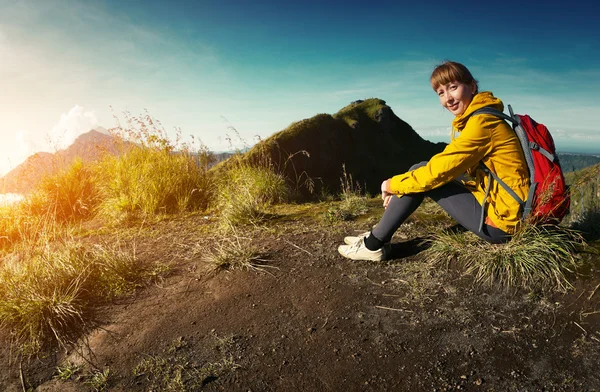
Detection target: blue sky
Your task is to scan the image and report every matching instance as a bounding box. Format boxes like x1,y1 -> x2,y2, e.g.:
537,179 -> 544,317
1,0 -> 599,176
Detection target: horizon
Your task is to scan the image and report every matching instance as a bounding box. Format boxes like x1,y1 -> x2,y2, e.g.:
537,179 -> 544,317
1,0 -> 599,176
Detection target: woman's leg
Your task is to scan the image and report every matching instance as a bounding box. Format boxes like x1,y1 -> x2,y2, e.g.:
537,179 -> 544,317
427,181 -> 510,244
370,180 -> 510,247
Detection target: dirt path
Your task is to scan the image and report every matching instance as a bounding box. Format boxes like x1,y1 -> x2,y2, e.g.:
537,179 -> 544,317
2,207 -> 600,391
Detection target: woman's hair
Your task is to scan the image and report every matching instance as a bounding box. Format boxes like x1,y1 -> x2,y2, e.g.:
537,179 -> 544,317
430,61 -> 479,93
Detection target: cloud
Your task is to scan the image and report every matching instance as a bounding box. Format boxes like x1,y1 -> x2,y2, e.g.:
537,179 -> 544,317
49,105 -> 99,150
16,130 -> 43,155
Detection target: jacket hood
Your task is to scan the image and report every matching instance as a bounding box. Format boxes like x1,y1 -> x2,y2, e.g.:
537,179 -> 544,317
452,91 -> 504,131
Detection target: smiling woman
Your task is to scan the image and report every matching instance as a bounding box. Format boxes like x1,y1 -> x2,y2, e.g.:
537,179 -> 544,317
338,60 -> 531,262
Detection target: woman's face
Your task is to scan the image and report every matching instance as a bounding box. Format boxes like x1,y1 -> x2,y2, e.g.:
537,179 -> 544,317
435,81 -> 477,116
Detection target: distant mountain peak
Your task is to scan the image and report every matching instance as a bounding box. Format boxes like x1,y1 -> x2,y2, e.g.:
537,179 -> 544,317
0,129 -> 121,194
221,97 -> 445,197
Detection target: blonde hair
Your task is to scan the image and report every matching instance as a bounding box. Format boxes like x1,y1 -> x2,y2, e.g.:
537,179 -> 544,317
430,61 -> 479,93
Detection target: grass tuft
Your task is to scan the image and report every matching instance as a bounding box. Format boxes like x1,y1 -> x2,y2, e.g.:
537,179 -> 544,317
96,111 -> 213,222
217,159 -> 289,228
424,224 -> 585,292
0,241 -> 168,354
324,165 -> 369,223
55,362 -> 84,381
25,158 -> 100,223
97,144 -> 211,222
202,230 -> 271,272
84,367 -> 111,391
132,335 -> 239,392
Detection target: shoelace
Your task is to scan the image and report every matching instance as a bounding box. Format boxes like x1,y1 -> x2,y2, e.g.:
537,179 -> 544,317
346,238 -> 365,254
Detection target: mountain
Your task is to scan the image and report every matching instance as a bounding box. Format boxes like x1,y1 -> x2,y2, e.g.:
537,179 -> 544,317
224,98 -> 446,197
0,129 -> 121,194
2,100 -> 446,196
557,153 -> 600,173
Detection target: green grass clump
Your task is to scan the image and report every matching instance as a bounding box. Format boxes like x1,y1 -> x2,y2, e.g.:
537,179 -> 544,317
95,111 -> 213,222
324,165 -> 369,223
424,224 -> 584,292
84,368 -> 111,391
324,193 -> 369,223
28,158 -> 100,222
0,159 -> 99,253
97,145 -> 211,221
0,241 -> 166,354
202,231 -> 270,272
217,160 -> 288,227
55,362 -> 84,381
133,335 -> 239,392
54,362 -> 110,390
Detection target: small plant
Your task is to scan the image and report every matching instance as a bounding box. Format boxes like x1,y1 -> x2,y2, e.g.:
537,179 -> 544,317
424,224 -> 585,291
133,356 -> 186,392
202,229 -> 271,272
133,335 -> 239,392
217,159 -> 289,228
84,367 -> 110,391
324,165 -> 368,223
55,361 -> 83,381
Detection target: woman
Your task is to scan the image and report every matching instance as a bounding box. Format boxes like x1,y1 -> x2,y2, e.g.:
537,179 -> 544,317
338,61 -> 530,261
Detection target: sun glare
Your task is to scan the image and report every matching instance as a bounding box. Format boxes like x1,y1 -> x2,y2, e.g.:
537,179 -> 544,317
0,193 -> 24,207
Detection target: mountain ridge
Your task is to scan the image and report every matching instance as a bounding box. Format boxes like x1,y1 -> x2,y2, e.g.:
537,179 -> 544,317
235,98 -> 446,197
0,129 -> 120,194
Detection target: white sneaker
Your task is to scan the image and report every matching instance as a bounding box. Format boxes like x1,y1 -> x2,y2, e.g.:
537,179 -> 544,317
343,231 -> 371,245
338,238 -> 388,262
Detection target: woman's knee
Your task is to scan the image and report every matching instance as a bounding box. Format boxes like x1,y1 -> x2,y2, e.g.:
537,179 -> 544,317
409,161 -> 428,171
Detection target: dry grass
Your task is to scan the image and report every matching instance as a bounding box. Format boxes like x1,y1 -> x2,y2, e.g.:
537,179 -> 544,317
97,113 -> 213,222
324,165 -> 369,223
216,158 -> 289,229
201,228 -> 272,273
0,240 -> 168,354
425,224 -> 585,292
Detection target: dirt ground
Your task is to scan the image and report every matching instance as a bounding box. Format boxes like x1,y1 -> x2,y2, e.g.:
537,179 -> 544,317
1,200 -> 600,391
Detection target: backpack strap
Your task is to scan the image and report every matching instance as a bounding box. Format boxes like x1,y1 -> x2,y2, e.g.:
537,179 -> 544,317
471,107 -> 534,182
528,141 -> 556,162
478,163 -> 529,232
472,106 -> 556,175
469,105 -> 537,227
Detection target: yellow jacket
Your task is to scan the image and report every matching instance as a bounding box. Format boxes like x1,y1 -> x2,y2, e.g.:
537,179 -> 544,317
389,91 -> 530,234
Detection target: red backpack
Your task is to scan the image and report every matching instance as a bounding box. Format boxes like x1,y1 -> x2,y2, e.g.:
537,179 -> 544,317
472,105 -> 570,228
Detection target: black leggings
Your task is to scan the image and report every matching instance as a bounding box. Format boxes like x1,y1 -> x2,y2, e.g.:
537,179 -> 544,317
372,162 -> 511,245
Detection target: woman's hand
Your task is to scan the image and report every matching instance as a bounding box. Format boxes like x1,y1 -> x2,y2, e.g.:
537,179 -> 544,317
381,179 -> 392,202
381,179 -> 391,197
383,194 -> 393,208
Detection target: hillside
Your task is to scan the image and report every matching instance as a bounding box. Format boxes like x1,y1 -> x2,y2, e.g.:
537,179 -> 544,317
2,102 -> 600,391
559,153 -> 600,173
564,162 -> 600,230
2,200 -> 599,391
0,129 -> 120,194
227,98 -> 445,197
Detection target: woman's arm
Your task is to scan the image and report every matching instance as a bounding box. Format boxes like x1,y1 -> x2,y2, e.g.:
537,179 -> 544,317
388,115 -> 495,196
